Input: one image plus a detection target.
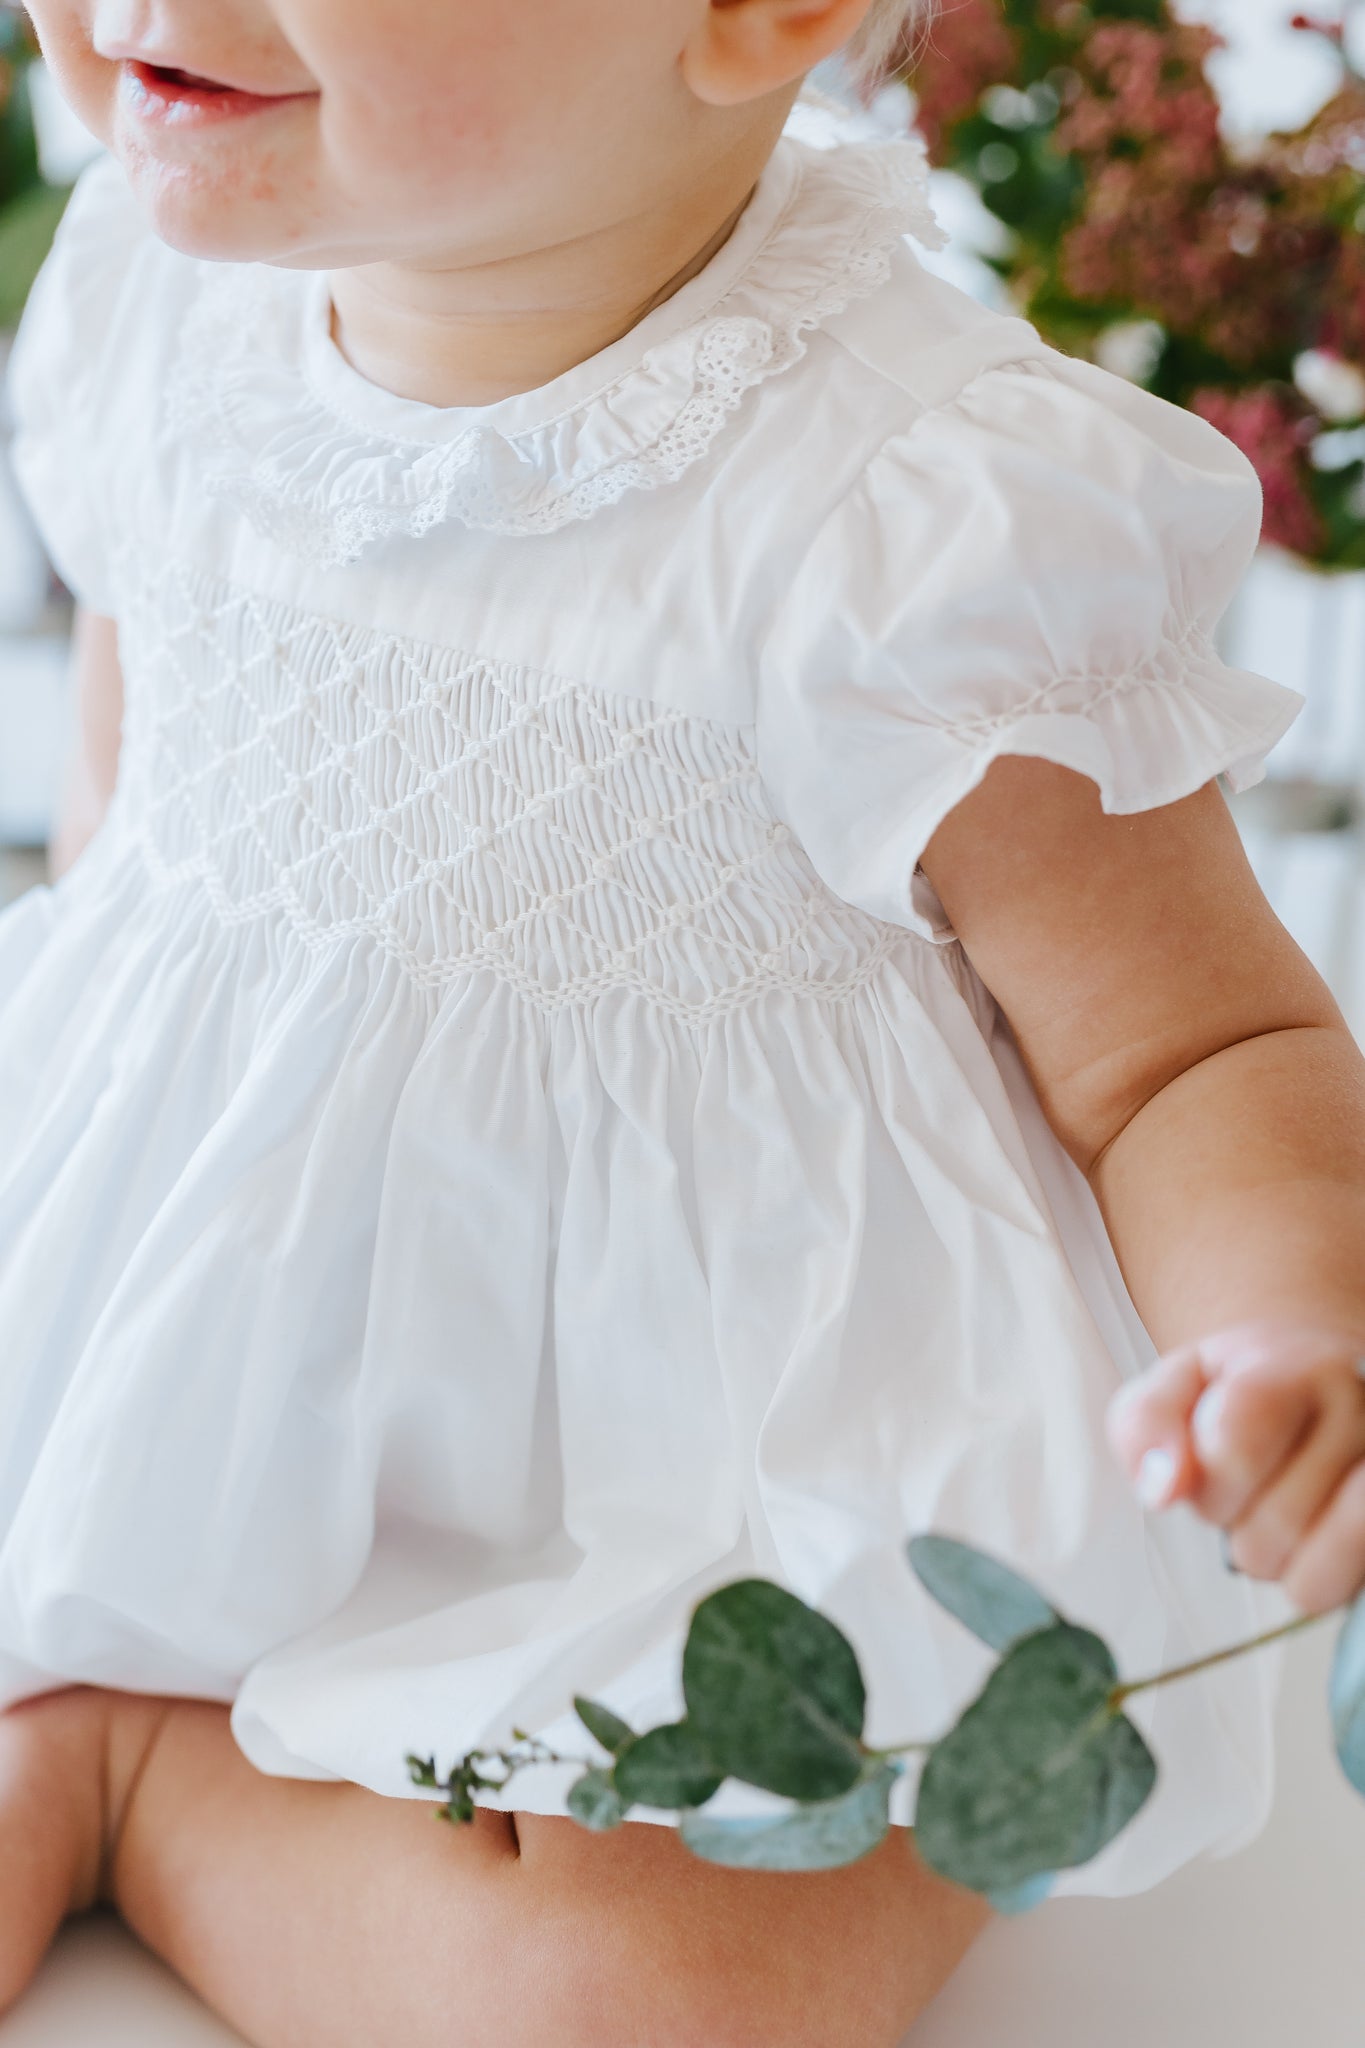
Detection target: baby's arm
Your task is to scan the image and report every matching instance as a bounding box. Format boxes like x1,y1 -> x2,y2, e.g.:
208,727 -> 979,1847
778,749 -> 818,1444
920,757 -> 1365,1613
48,606 -> 124,882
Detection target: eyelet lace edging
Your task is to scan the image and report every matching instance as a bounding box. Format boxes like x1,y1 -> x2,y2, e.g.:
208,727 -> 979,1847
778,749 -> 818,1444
161,135 -> 946,565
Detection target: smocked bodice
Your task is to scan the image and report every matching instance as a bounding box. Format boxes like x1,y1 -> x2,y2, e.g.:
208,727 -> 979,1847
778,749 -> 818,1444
111,549 -> 899,1019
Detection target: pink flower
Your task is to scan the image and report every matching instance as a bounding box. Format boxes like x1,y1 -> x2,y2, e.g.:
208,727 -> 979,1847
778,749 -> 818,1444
1321,231 -> 1365,363
1191,386 -> 1327,556
1053,21 -> 1225,185
895,0 -> 1365,563
903,0 -> 1021,159
1060,164 -> 1333,367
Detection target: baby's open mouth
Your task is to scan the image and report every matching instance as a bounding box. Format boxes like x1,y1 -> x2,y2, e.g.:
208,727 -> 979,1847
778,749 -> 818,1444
124,58 -> 316,114
149,65 -> 233,92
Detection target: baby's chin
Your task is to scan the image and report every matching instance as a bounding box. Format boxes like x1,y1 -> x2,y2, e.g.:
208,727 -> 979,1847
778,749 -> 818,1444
115,145 -> 338,269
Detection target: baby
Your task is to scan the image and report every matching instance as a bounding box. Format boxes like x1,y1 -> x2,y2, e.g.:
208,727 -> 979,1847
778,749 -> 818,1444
1,1 -> 1363,2043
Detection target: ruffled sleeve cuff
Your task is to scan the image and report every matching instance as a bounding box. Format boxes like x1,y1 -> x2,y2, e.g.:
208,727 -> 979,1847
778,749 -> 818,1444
755,345 -> 1304,944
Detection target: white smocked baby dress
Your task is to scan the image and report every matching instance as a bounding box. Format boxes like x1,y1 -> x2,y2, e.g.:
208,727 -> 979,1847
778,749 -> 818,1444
0,103 -> 1305,1898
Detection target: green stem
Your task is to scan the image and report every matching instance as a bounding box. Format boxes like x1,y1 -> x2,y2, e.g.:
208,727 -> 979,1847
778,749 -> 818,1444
864,1739 -> 935,1760
1113,1605 -> 1338,1706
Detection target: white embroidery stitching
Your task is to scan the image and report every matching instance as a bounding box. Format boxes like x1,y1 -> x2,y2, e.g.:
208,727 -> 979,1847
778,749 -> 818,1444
111,555 -> 905,1020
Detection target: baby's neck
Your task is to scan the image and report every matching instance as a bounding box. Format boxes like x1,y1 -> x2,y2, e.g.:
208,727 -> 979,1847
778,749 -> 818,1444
326,138 -> 776,412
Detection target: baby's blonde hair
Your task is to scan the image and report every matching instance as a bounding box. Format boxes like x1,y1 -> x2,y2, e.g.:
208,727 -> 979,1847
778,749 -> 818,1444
845,0 -> 933,83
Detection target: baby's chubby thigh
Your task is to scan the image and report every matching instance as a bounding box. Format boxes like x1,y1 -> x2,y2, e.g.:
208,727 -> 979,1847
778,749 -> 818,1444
511,1808 -> 990,2048
106,1697 -> 987,2048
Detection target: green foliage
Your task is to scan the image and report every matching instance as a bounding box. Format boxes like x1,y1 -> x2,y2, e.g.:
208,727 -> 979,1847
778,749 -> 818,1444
0,42 -> 38,198
898,0 -> 1365,567
573,1695 -> 635,1757
913,1624 -> 1157,1892
681,1578 -> 867,1801
566,1767 -> 630,1831
409,1535 -> 1348,1913
906,1534 -> 1058,1652
986,1871 -> 1058,1914
1330,1590 -> 1365,1794
406,1751 -> 478,1825
678,1761 -> 900,1872
0,178 -> 66,326
0,12 -> 72,331
613,1721 -> 724,1810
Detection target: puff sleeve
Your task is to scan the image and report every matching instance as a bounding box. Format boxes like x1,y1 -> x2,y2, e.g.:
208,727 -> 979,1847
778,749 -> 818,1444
4,152 -> 146,617
755,346 -> 1304,943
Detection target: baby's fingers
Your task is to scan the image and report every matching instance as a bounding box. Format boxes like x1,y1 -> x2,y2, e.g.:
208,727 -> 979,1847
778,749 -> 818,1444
1107,1346 -> 1211,1509
1181,1368 -> 1319,1528
1111,1343 -> 1318,1522
1225,1384 -> 1365,1584
1278,1461 -> 1365,1614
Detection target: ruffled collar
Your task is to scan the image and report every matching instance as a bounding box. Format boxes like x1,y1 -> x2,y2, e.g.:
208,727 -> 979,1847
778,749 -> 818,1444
162,116 -> 945,565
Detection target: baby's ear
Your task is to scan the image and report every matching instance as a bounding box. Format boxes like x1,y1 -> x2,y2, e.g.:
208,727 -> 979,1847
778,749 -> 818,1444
1106,1347 -> 1211,1508
682,0 -> 877,106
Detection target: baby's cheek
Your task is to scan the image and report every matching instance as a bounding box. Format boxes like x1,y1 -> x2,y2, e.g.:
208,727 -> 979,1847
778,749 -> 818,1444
280,0 -> 699,238
311,5 -> 517,167
283,0 -> 589,154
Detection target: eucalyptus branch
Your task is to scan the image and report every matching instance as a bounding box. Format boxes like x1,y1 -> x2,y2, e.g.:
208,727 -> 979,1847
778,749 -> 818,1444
407,1735 -> 594,1824
1113,1606 -> 1337,1705
407,1533 -> 1365,1909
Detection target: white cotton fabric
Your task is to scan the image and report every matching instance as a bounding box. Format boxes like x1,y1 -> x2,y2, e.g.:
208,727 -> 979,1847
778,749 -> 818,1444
0,107 -> 1304,1897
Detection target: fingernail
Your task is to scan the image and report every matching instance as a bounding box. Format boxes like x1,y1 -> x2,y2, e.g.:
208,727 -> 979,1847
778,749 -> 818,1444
1137,1447 -> 1178,1508
1193,1385 -> 1227,1460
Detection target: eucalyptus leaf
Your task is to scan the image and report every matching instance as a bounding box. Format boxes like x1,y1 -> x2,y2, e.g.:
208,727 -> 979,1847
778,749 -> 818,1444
986,1872 -> 1056,1915
614,1720 -> 725,1810
913,1623 -> 1157,1893
574,1695 -> 636,1759
1072,1714 -> 1160,1867
1330,1591 -> 1365,1796
566,1767 -> 630,1831
680,1762 -> 900,1872
682,1579 -> 867,1802
907,1535 -> 1059,1653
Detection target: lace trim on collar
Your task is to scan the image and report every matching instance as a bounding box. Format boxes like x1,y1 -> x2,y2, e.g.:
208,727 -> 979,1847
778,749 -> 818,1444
163,135 -> 945,565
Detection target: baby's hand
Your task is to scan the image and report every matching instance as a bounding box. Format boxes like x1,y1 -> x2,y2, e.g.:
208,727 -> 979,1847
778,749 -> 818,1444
1107,1321 -> 1365,1613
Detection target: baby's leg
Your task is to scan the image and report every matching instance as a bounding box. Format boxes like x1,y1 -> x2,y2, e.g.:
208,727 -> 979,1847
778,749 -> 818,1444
0,1687 -> 169,2010
106,1697 -> 987,2048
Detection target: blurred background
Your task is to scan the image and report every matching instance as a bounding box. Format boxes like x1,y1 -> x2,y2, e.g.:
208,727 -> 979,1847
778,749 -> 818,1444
0,5 -> 100,910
